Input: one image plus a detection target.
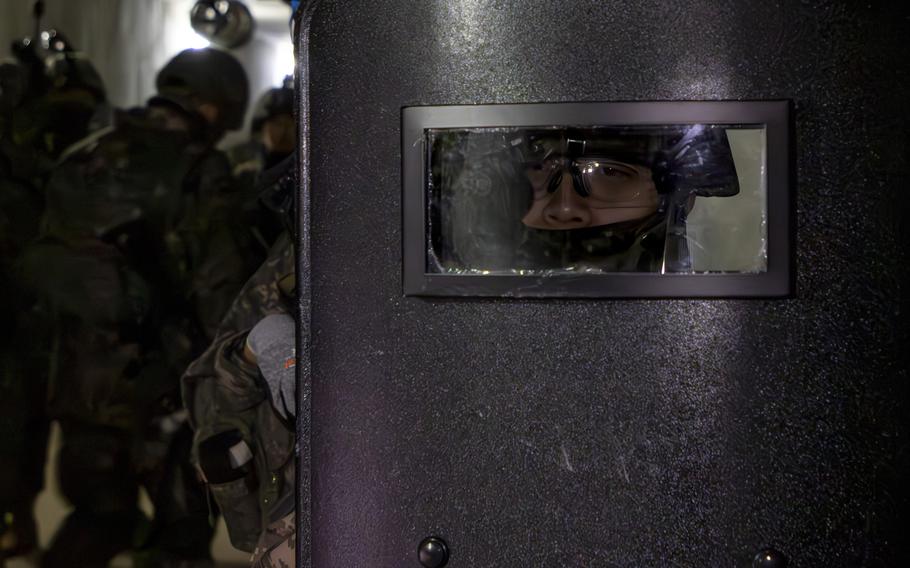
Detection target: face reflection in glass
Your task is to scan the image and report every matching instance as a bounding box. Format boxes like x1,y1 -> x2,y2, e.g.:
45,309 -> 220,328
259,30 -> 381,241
521,139 -> 659,230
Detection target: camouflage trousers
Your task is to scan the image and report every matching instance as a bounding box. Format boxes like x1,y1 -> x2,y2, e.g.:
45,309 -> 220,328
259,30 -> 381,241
250,511 -> 295,567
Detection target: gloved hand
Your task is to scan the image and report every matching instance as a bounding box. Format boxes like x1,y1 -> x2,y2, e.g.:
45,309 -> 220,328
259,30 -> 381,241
245,313 -> 296,420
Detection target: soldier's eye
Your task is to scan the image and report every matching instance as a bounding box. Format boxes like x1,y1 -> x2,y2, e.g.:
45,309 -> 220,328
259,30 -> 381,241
600,166 -> 629,178
582,162 -> 633,179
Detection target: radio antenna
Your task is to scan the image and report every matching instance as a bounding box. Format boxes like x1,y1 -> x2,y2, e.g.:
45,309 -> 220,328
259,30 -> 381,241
33,1 -> 45,40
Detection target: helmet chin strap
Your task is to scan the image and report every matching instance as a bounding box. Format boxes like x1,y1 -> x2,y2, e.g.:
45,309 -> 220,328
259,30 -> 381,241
660,212 -> 671,275
659,192 -> 695,274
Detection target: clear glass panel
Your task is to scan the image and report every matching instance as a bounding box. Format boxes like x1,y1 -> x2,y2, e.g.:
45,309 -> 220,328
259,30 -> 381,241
427,125 -> 767,275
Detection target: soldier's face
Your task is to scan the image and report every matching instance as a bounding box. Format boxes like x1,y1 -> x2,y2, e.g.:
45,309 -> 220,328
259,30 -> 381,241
521,138 -> 659,230
148,105 -> 191,132
262,114 -> 296,155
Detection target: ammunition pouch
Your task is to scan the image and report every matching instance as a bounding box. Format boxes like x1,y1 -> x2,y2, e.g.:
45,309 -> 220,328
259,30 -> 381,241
196,422 -> 261,553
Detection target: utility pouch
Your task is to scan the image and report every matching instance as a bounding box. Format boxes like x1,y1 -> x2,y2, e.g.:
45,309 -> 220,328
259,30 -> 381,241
198,429 -> 253,483
208,472 -> 261,553
198,428 -> 261,552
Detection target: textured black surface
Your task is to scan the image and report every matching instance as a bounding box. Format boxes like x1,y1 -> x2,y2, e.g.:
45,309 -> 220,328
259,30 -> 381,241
300,1 -> 909,566
293,3 -> 319,567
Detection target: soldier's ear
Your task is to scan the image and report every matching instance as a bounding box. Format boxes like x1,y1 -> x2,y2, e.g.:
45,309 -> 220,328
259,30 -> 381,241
197,102 -> 219,126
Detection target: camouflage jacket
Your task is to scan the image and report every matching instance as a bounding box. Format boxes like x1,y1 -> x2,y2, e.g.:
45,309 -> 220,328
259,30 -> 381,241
181,231 -> 296,553
20,108 -> 253,428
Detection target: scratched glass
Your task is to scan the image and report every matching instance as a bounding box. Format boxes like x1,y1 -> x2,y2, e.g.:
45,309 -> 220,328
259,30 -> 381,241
426,125 -> 767,275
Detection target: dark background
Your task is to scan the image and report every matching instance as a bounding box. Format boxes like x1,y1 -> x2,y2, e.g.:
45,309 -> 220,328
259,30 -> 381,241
302,1 -> 909,565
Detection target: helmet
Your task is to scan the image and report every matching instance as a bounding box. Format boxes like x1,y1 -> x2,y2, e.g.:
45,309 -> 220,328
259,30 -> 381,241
650,125 -> 740,198
38,29 -> 75,53
250,77 -> 293,135
519,125 -> 740,198
10,29 -> 103,103
44,51 -> 106,103
153,48 -> 249,132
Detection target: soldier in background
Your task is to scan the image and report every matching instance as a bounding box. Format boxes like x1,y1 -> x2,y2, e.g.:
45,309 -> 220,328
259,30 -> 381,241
0,57 -> 46,566
4,29 -> 110,186
227,77 -> 296,266
147,48 -> 260,339
0,34 -> 109,564
18,47 -> 253,568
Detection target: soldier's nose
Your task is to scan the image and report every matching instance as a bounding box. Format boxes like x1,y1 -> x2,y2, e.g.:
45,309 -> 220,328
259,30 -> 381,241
543,175 -> 591,229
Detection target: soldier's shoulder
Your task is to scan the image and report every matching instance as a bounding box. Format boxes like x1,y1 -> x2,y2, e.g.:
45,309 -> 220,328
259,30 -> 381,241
209,232 -> 294,337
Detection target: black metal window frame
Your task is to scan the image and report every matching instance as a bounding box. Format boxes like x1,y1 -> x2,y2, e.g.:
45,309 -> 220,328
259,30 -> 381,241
402,100 -> 793,298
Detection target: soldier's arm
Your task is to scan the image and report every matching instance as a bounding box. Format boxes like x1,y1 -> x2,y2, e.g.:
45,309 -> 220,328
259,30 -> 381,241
181,231 -> 295,429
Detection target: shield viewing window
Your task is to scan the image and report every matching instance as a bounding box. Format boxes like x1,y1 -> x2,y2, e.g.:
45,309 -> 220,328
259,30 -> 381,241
402,101 -> 792,298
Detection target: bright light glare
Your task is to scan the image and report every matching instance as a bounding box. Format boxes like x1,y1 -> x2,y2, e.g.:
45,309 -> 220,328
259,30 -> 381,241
183,30 -> 212,49
272,39 -> 295,85
168,2 -> 211,51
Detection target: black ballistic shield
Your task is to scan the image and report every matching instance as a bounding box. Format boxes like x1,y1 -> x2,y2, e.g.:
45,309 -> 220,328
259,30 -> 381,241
295,1 -> 909,566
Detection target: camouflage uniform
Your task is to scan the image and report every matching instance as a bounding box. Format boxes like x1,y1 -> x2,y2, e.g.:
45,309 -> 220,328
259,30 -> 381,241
15,83 -> 263,564
151,50 -> 267,338
182,156 -> 296,566
250,511 -> 295,568
0,48 -> 107,561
